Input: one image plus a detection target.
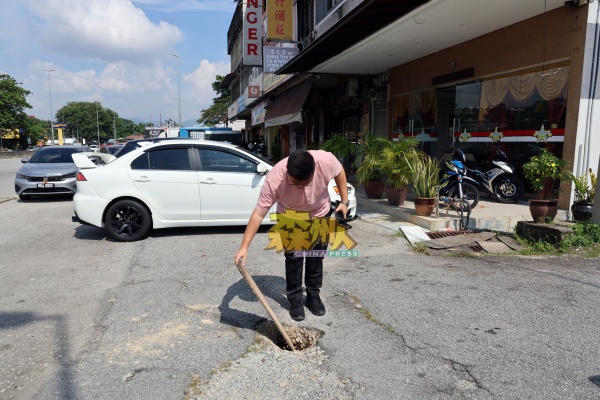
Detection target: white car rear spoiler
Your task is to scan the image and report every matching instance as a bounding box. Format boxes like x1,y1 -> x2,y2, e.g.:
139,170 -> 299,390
72,152 -> 116,169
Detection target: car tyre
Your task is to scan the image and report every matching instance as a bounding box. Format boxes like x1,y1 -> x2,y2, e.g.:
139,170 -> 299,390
105,200 -> 151,242
19,193 -> 31,201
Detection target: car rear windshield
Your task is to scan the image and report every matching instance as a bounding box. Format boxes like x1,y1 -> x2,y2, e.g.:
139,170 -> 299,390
28,147 -> 85,163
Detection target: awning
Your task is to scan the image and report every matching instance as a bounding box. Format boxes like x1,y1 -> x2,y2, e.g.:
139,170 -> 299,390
264,78 -> 314,128
275,0 -> 427,75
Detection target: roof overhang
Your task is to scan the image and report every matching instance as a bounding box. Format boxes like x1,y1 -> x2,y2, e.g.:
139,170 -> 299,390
278,0 -> 568,76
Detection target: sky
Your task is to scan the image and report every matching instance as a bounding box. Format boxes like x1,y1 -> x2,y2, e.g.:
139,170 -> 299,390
0,0 -> 236,127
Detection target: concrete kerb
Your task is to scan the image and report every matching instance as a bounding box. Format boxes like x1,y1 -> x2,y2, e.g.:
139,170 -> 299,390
352,183 -> 569,234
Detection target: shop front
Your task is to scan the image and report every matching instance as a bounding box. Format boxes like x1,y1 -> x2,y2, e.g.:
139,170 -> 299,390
387,6 -> 583,206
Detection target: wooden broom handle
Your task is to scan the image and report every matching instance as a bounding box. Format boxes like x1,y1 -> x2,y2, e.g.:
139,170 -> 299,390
236,259 -> 296,351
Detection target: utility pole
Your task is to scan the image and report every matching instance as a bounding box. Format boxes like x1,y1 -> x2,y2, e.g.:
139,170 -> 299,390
43,69 -> 56,144
113,112 -> 117,142
96,102 -> 100,145
171,53 -> 182,127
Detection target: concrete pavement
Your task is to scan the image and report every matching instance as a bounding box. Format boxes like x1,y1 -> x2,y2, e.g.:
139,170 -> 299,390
353,184 -> 569,234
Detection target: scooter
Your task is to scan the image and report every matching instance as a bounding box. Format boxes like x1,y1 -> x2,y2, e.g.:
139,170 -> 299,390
439,147 -> 481,210
457,148 -> 524,203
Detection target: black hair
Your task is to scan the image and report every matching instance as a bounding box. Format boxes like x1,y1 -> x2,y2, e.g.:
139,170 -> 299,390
287,150 -> 315,180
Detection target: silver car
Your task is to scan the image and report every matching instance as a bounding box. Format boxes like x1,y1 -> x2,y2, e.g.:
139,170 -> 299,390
15,145 -> 90,200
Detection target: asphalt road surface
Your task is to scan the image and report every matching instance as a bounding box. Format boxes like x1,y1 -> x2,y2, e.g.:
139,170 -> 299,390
1,157 -> 600,399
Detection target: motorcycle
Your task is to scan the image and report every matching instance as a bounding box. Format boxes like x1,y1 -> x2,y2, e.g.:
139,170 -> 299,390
455,147 -> 524,203
439,147 -> 481,210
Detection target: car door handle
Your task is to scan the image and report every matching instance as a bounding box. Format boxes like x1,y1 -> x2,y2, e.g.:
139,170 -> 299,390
134,177 -> 151,182
200,179 -> 217,184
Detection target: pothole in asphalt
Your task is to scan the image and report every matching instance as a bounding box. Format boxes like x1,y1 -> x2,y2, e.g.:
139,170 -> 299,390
255,320 -> 324,351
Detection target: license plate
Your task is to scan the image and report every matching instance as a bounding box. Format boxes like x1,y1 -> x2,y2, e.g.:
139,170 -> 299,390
37,183 -> 55,188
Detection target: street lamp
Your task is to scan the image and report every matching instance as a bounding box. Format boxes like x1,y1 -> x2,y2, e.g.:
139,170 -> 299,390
171,53 -> 181,127
43,69 -> 56,144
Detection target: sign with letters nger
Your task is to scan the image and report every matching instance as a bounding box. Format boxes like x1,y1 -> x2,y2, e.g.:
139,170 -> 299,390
243,0 -> 262,66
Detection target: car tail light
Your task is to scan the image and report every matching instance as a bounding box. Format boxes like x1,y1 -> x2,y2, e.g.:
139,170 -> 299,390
76,172 -> 87,181
332,186 -> 352,194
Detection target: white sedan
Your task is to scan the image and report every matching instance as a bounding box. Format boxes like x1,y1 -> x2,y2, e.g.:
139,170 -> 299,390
71,139 -> 357,242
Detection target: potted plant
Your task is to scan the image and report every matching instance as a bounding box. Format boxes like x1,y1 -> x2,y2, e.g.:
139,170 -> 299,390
354,134 -> 388,199
380,136 -> 418,206
522,148 -> 569,222
568,168 -> 596,221
406,150 -> 444,216
319,132 -> 355,166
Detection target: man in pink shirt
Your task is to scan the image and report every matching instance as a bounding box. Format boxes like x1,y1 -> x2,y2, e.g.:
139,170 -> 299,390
234,150 -> 349,321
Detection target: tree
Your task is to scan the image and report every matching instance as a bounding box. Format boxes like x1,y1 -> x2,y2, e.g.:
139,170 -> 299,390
56,101 -> 128,142
0,74 -> 32,131
197,75 -> 230,126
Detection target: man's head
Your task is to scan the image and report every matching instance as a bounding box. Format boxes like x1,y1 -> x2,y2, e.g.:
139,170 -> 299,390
287,150 -> 315,186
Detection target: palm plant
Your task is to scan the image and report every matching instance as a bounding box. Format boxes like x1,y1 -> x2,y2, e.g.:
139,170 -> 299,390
354,134 -> 388,185
319,132 -> 355,163
380,136 -> 418,189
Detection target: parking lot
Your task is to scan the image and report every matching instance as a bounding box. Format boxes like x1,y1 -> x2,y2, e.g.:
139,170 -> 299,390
2,157 -> 600,399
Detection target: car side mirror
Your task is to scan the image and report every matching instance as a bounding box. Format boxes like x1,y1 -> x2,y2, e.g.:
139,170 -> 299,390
256,164 -> 268,175
21,158 -> 28,163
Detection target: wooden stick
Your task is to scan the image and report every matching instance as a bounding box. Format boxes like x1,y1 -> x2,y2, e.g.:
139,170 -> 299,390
236,259 -> 296,351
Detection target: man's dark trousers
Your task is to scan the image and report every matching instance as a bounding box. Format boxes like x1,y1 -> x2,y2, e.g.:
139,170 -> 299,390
284,241 -> 327,302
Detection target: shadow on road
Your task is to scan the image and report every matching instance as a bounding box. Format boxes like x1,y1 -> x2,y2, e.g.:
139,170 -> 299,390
73,224 -> 271,241
0,311 -> 77,399
219,275 -> 289,331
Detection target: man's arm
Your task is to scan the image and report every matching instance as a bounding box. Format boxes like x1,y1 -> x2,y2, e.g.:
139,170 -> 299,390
333,168 -> 349,218
234,207 -> 269,267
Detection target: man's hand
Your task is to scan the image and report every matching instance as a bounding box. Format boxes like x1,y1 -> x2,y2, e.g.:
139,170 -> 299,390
234,248 -> 248,267
334,202 -> 348,219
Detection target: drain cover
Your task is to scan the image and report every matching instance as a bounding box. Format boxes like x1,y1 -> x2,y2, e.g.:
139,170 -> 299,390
256,321 -> 324,351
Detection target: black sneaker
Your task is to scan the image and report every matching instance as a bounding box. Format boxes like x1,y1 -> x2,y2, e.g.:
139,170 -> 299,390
306,295 -> 326,316
289,300 -> 305,321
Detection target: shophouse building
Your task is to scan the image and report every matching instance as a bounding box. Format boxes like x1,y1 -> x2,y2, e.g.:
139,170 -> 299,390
224,0 -> 600,209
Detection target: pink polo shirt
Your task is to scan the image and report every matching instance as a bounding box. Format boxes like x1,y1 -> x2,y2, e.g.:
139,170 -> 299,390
256,150 -> 342,218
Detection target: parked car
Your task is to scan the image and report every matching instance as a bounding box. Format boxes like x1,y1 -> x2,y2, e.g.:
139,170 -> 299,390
88,144 -> 99,153
100,144 -> 124,155
71,139 -> 358,242
14,145 -> 91,200
26,146 -> 38,152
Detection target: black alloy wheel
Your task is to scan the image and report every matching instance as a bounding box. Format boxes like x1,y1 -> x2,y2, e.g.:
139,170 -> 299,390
105,200 -> 151,242
447,182 -> 480,210
494,176 -> 524,203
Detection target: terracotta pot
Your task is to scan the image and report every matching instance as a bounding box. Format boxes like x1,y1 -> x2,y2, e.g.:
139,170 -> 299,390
529,199 -> 558,222
571,202 -> 593,221
414,196 -> 436,217
364,181 -> 385,199
385,186 -> 408,206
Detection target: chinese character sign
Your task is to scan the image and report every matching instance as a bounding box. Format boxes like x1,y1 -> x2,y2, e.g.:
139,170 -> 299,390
263,46 -> 299,73
267,0 -> 293,41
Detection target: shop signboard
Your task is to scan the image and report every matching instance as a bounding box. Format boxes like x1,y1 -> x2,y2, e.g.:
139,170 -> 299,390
263,72 -> 292,93
228,102 -> 239,120
252,101 -> 266,126
266,0 -> 293,41
263,46 -> 299,73
245,71 -> 263,106
237,95 -> 246,113
243,0 -> 262,66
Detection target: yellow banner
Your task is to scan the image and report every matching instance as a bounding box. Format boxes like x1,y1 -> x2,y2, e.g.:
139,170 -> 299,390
0,129 -> 20,139
266,0 -> 293,41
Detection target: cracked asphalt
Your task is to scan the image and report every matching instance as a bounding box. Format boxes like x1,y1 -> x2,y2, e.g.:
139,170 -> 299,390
1,157 -> 600,399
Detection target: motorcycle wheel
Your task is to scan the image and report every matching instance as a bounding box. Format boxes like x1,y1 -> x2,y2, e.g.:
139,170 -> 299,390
493,176 -> 524,203
447,182 -> 480,210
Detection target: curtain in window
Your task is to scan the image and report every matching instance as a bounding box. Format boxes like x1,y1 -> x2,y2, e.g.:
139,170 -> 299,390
479,66 -> 569,124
